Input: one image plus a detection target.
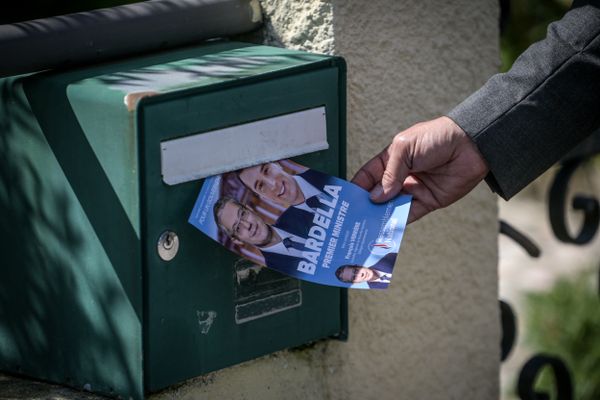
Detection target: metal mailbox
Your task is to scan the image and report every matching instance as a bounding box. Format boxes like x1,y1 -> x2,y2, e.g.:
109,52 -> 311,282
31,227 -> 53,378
0,41 -> 347,399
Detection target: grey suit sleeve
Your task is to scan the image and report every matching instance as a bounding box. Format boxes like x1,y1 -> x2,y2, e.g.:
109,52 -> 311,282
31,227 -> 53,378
447,0 -> 600,200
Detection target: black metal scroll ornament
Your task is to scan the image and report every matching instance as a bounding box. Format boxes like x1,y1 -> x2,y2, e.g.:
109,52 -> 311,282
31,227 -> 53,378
497,221 -> 536,363
500,221 -> 541,258
517,354 -> 573,400
500,300 -> 516,362
548,158 -> 600,245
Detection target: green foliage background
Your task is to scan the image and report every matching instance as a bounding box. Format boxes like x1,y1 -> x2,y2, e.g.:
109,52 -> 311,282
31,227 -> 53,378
525,269 -> 600,400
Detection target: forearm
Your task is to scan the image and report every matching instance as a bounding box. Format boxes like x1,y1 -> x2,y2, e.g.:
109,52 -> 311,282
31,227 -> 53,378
448,0 -> 600,199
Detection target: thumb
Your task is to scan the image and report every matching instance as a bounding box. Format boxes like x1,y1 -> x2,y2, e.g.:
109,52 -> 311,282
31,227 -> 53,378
370,137 -> 412,202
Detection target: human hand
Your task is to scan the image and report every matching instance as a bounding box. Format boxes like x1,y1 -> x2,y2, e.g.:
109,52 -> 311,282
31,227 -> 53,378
351,116 -> 489,223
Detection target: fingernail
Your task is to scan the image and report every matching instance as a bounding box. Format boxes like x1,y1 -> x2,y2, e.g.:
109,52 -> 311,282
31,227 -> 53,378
370,184 -> 383,200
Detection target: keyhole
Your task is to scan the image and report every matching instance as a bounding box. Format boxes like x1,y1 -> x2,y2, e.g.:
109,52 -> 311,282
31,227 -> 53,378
157,231 -> 179,261
163,234 -> 173,250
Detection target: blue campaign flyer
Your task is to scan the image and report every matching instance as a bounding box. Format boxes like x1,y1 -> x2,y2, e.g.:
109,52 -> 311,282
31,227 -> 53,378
188,159 -> 411,290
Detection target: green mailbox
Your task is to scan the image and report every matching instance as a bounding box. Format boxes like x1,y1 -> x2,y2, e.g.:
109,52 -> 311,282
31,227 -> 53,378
0,41 -> 347,399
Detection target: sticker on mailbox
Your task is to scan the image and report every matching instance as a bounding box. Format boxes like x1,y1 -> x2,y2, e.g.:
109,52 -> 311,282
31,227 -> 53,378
189,159 -> 412,289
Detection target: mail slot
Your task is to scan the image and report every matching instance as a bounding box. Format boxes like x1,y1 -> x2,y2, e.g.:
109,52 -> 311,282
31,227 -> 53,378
0,41 -> 347,399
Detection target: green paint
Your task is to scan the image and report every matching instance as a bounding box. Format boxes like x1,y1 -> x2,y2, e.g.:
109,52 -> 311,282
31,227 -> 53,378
0,41 -> 347,399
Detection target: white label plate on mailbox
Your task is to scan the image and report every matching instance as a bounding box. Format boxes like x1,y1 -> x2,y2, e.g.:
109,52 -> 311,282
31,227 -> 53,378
160,106 -> 328,185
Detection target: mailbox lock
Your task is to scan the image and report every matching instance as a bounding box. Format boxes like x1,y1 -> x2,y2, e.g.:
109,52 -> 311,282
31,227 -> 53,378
157,231 -> 179,261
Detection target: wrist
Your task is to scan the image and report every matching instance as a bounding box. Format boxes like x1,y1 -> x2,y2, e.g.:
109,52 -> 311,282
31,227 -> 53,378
442,115 -> 490,177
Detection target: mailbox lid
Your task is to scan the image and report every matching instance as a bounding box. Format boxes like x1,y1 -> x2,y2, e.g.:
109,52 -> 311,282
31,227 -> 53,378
137,43 -> 347,391
75,40 -> 333,97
